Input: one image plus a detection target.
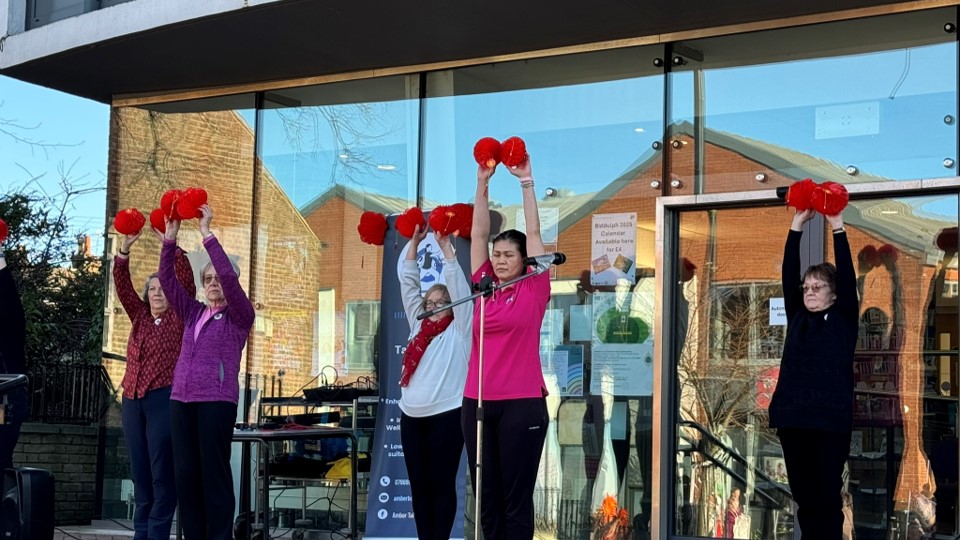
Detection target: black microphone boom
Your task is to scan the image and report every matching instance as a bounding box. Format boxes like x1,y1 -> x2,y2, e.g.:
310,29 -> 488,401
523,253 -> 567,267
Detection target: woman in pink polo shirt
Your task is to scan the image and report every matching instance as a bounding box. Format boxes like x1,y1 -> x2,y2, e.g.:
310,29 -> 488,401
463,153 -> 550,539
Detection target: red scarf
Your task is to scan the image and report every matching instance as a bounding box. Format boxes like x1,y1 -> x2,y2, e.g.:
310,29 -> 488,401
399,314 -> 453,387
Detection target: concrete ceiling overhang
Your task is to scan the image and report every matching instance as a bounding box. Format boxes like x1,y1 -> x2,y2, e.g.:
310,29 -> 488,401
0,0 -> 917,104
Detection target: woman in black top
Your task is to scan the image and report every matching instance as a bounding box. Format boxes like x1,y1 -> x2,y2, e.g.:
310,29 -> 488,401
769,208 -> 858,540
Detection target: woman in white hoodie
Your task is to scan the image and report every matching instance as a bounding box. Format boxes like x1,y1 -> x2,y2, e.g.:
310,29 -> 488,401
397,224 -> 471,540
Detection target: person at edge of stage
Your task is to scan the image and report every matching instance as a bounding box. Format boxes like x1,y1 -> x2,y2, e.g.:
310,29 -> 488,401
397,223 -> 471,540
158,204 -> 255,540
769,208 -> 858,540
114,228 -> 195,540
463,152 -> 551,539
0,238 -> 27,471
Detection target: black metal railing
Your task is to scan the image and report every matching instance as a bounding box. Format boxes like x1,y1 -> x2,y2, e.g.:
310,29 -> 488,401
27,363 -> 113,425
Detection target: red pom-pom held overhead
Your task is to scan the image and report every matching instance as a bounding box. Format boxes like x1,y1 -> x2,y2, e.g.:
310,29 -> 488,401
149,208 -> 167,234
810,181 -> 849,215
0,218 -> 7,244
113,208 -> 147,235
450,203 -> 473,239
395,207 -> 426,239
160,189 -> 184,220
500,136 -> 528,168
429,203 -> 474,238
358,211 -> 388,246
785,178 -> 817,211
473,137 -> 502,169
176,187 -> 208,219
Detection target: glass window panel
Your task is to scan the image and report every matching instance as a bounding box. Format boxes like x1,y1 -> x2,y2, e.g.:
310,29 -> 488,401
255,75 -> 420,391
669,8 -> 958,193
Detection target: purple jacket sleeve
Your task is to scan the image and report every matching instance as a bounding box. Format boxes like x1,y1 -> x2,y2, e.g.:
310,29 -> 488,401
203,235 -> 255,330
158,239 -> 202,321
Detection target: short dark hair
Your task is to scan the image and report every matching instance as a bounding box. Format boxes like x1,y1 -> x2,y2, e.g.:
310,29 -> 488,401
802,262 -> 836,291
492,229 -> 527,261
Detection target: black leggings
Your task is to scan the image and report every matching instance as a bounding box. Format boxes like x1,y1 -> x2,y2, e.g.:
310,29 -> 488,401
462,397 -> 547,540
400,408 -> 465,540
778,427 -> 851,540
169,400 -> 237,540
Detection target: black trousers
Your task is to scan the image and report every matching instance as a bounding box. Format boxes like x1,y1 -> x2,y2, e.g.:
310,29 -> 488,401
400,407 -> 465,540
169,400 -> 237,540
778,427 -> 851,540
122,387 -> 176,540
462,397 -> 547,540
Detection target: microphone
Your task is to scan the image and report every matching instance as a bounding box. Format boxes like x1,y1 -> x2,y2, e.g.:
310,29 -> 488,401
523,253 -> 566,267
476,275 -> 495,298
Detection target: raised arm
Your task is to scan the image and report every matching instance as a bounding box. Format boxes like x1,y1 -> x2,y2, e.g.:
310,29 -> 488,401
825,213 -> 858,320
438,232 -> 472,337
399,224 -> 428,329
174,247 -> 197,298
159,218 -> 200,320
507,157 -> 545,258
113,232 -> 149,322
199,205 -> 255,330
471,165 -> 494,274
783,209 -> 814,318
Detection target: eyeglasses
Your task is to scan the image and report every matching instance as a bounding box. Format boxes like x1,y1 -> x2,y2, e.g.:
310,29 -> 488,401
425,300 -> 448,309
203,275 -> 221,286
801,283 -> 828,293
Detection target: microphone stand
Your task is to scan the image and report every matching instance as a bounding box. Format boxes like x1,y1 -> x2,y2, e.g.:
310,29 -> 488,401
416,262 -> 552,539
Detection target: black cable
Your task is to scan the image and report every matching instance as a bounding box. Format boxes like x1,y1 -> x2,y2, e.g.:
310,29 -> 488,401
54,528 -> 83,539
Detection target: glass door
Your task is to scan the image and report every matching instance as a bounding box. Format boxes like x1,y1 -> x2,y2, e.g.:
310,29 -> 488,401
655,180 -> 960,540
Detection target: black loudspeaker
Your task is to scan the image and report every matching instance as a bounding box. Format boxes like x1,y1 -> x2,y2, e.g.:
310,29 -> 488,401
0,468 -> 54,540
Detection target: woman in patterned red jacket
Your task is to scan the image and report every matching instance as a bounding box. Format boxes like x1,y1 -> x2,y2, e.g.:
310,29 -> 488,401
113,230 -> 195,540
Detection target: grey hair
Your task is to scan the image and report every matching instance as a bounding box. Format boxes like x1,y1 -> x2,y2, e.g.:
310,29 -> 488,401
141,273 -> 160,303
200,258 -> 241,281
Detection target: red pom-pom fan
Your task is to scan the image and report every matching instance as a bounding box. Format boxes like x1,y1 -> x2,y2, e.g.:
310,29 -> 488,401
450,203 -> 473,239
358,211 -> 388,246
428,205 -> 455,236
429,203 -> 474,238
395,207 -> 426,239
810,181 -> 849,215
500,136 -> 528,168
785,178 -> 817,211
0,218 -> 7,244
150,208 -> 167,234
176,187 -> 208,219
113,208 -> 147,235
473,137 -> 502,169
160,189 -> 185,220
937,227 -> 958,252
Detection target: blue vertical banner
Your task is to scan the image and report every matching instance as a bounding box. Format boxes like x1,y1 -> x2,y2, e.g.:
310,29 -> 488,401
364,215 -> 469,539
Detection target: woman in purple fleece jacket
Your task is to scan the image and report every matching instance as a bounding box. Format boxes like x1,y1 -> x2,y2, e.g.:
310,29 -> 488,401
158,204 -> 254,540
